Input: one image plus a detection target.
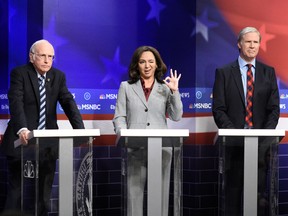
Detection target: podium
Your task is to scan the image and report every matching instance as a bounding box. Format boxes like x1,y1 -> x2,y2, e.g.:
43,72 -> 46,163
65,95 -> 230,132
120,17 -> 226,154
217,129 -> 285,216
118,129 -> 189,216
19,129 -> 100,216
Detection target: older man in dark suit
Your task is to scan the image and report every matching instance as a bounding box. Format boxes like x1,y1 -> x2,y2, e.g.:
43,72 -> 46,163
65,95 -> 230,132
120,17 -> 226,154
1,39 -> 85,216
212,27 -> 280,216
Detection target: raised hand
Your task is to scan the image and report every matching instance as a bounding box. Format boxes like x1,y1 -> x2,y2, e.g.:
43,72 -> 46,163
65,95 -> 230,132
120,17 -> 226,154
163,69 -> 181,92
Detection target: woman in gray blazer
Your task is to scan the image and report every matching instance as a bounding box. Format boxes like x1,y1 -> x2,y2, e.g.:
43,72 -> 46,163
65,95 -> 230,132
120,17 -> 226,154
113,46 -> 183,216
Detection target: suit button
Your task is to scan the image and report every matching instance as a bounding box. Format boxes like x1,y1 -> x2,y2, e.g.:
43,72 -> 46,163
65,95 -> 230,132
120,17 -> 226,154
147,123 -> 150,126
145,108 -> 148,112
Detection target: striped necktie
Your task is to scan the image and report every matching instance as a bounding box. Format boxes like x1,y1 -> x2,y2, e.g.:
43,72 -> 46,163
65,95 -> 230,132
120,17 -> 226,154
245,64 -> 254,128
38,75 -> 46,130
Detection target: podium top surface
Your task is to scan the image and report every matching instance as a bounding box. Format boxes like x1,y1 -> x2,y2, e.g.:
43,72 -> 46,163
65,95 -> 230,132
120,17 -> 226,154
31,129 -> 100,138
119,129 -> 189,137
218,129 -> 285,137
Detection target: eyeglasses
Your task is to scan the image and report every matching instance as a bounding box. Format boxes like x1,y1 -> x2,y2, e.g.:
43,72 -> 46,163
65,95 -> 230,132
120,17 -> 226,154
31,52 -> 55,61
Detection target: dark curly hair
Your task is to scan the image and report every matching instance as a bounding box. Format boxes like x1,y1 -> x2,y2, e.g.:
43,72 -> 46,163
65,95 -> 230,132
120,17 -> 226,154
127,46 -> 167,84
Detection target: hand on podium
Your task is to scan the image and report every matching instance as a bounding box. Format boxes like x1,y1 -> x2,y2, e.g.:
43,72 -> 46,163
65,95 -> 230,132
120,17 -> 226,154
14,129 -> 32,148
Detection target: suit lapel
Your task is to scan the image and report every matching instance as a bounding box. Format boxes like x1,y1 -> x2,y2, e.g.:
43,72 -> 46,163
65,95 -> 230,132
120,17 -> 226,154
45,70 -> 54,114
231,61 -> 245,104
27,66 -> 41,108
131,80 -> 148,107
253,61 -> 262,97
149,80 -> 162,102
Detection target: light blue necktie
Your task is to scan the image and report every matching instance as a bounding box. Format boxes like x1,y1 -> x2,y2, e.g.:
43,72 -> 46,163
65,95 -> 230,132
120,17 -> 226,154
38,75 -> 46,130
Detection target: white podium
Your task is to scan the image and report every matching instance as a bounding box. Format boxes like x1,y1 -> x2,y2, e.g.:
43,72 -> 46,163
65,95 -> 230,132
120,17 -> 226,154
20,129 -> 100,216
217,129 -> 285,216
118,129 -> 189,216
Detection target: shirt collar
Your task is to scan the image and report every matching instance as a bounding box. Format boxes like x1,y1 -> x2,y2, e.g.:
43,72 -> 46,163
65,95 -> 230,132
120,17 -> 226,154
238,56 -> 256,69
140,78 -> 154,89
36,71 -> 46,79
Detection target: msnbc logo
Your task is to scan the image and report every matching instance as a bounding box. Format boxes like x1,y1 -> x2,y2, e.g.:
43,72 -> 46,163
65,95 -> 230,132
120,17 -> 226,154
99,94 -> 106,99
99,94 -> 117,100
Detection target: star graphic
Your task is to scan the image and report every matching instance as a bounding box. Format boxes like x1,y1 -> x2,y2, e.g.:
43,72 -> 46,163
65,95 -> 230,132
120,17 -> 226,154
258,24 -> 275,52
100,47 -> 127,85
43,15 -> 68,52
191,9 -> 218,41
146,0 -> 166,25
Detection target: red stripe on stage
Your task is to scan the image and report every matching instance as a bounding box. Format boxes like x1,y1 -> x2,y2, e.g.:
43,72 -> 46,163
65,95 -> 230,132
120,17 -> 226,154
0,133 -> 287,146
184,132 -> 217,145
92,134 -> 117,146
57,114 -> 115,120
90,133 -> 218,146
1,114 -> 287,145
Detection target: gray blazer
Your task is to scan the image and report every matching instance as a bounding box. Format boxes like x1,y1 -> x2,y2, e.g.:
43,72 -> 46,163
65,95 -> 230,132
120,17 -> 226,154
113,79 -> 183,134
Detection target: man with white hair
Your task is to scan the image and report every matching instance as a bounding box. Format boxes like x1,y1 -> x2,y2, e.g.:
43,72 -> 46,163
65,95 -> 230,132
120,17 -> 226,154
1,39 -> 84,215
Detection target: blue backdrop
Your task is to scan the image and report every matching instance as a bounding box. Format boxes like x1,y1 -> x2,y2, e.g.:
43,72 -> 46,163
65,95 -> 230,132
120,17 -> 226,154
1,0 -> 288,215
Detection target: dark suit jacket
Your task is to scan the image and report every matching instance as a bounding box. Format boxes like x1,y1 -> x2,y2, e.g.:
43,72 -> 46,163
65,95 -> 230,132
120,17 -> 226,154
1,63 -> 84,157
212,60 -> 280,129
